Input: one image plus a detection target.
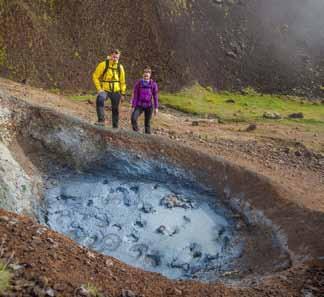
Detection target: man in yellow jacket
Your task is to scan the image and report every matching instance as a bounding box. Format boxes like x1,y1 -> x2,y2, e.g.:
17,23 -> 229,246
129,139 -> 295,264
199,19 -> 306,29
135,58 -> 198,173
92,49 -> 126,127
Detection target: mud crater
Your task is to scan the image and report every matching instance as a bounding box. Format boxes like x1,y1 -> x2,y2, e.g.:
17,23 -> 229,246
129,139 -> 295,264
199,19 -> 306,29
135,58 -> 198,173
35,148 -> 291,282
0,95 -> 303,284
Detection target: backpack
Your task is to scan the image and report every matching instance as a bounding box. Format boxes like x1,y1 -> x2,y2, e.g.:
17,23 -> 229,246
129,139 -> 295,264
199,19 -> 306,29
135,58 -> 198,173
101,59 -> 121,82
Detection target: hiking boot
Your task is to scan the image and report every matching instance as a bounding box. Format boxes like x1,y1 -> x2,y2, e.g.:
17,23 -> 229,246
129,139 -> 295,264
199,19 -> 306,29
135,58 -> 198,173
95,121 -> 105,126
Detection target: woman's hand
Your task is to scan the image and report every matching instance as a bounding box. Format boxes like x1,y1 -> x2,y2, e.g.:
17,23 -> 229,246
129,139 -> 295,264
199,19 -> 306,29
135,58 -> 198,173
154,108 -> 159,116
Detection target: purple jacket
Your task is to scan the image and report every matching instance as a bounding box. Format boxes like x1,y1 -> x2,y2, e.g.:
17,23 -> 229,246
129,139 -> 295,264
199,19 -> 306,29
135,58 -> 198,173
131,79 -> 159,109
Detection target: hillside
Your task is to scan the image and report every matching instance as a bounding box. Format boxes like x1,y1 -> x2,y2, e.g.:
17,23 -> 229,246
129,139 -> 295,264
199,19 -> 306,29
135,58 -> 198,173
0,0 -> 324,96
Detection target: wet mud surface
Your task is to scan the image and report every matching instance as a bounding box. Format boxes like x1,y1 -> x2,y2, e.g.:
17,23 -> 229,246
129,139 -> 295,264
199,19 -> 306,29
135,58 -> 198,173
42,170 -> 242,281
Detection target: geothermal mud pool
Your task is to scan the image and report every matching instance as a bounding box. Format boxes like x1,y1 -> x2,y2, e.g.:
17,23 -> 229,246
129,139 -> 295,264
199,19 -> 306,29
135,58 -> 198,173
42,168 -> 243,281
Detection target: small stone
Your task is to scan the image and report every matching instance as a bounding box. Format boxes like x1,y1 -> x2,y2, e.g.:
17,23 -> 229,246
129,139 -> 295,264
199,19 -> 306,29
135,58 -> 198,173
105,258 -> 114,267
222,270 -> 240,277
263,111 -> 282,119
76,286 -> 91,297
122,289 -> 136,297
160,194 -> 194,209
191,121 -> 199,126
226,51 -> 237,59
156,225 -> 167,235
245,123 -> 257,132
173,288 -> 183,296
9,264 -> 24,271
288,112 -> 304,119
36,227 -> 47,235
46,237 -> 55,244
295,150 -> 302,157
87,251 -> 95,259
0,215 -> 9,222
225,99 -> 235,104
45,288 -> 55,297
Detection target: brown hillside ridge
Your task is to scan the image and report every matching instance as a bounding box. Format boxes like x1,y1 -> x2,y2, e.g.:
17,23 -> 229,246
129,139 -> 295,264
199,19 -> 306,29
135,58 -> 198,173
0,0 -> 324,96
0,78 -> 324,296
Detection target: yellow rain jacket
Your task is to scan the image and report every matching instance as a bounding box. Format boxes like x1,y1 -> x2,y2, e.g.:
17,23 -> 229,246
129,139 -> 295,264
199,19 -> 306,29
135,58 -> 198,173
92,57 -> 126,95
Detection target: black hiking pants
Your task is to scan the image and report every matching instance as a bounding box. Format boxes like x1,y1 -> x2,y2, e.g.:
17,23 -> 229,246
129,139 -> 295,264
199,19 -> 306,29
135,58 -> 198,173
96,91 -> 121,128
131,106 -> 153,134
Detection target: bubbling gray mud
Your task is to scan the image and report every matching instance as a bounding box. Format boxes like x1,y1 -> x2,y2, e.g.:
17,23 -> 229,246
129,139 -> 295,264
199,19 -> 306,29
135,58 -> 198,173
43,171 -> 243,281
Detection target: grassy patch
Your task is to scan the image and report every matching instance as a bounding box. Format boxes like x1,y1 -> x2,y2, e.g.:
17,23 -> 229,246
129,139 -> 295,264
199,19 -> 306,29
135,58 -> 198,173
68,94 -> 94,102
159,84 -> 324,126
0,261 -> 11,294
83,283 -> 102,297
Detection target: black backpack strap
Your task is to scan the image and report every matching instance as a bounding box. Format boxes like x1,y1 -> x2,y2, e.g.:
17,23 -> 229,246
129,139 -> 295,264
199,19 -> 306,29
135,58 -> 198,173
102,59 -> 110,78
117,62 -> 121,80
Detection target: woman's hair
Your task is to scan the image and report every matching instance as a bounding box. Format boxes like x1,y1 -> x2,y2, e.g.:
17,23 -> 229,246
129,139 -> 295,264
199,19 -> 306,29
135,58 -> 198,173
143,67 -> 152,73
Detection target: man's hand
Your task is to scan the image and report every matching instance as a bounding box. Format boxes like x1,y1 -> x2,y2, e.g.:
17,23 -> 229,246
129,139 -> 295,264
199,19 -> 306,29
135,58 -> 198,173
154,108 -> 159,116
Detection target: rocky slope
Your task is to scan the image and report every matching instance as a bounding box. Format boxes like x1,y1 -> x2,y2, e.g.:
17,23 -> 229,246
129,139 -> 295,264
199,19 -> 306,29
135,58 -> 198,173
0,0 -> 323,95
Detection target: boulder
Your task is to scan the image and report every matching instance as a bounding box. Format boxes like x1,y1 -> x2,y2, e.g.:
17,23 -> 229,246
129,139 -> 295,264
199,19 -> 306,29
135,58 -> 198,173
288,112 -> 304,119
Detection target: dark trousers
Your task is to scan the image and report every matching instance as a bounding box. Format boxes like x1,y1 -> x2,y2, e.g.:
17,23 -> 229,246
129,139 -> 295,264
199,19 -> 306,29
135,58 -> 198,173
131,106 -> 153,134
96,91 -> 121,128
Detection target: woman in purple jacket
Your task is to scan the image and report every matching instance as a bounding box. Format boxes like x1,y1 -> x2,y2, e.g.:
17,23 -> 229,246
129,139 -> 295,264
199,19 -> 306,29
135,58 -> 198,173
131,67 -> 158,134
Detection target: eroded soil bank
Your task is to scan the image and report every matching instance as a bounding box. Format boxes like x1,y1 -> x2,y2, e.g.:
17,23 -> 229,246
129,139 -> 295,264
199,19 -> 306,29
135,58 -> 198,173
0,91 -> 324,296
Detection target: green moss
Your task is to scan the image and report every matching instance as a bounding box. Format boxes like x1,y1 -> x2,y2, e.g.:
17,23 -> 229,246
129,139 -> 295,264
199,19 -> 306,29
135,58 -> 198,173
21,185 -> 27,192
0,49 -> 5,65
83,283 -> 102,297
169,0 -> 190,16
0,36 -> 6,66
0,261 -> 11,294
159,84 -> 324,126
